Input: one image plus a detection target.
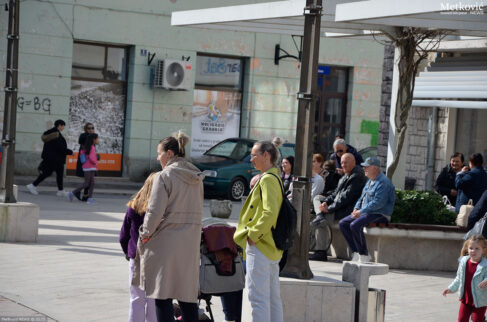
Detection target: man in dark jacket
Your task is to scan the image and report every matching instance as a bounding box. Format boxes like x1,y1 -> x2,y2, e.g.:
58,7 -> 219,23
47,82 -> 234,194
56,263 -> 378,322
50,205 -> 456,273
26,120 -> 73,196
434,152 -> 464,205
329,139 -> 364,175
467,190 -> 487,231
455,153 -> 487,213
309,153 -> 367,261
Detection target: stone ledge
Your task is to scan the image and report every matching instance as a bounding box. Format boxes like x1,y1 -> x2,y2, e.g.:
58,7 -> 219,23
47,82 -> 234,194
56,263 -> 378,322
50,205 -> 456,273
242,275 -> 356,322
331,223 -> 464,271
364,225 -> 465,240
0,202 -> 40,243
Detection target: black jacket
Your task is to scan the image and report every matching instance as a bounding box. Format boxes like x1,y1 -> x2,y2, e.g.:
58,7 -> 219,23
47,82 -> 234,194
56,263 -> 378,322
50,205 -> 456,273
78,132 -> 89,147
435,165 -> 457,205
322,169 -> 341,197
467,190 -> 487,231
281,173 -> 294,195
75,132 -> 89,177
41,127 -> 73,164
324,165 -> 367,220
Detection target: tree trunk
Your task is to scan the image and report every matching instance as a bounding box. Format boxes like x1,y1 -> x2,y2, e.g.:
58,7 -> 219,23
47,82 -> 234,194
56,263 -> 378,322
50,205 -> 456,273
386,35 -> 418,180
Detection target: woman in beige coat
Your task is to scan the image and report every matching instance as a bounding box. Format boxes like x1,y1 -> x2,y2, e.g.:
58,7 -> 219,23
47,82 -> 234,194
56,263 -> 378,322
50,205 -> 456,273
134,132 -> 204,322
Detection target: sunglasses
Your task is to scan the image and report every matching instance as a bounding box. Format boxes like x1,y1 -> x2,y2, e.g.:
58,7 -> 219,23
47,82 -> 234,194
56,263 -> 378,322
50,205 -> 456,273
336,149 -> 344,153
87,127 -> 94,130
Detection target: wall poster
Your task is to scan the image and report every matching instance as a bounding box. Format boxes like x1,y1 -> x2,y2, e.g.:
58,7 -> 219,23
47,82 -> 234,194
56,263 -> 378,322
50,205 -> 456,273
190,89 -> 241,157
66,80 -> 125,175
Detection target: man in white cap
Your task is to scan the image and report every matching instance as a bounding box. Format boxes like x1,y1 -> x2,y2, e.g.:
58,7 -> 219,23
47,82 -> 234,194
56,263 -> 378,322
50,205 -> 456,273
338,157 -> 395,262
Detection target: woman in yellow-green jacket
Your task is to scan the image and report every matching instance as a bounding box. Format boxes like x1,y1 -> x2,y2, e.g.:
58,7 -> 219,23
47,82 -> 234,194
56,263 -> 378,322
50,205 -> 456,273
234,140 -> 284,322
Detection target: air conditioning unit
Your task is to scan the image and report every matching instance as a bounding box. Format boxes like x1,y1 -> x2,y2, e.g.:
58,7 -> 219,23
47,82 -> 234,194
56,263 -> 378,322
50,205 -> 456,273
153,59 -> 192,90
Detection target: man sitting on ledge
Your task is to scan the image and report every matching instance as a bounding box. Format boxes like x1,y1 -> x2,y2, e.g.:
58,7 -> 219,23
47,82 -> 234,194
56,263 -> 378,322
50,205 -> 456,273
339,157 -> 395,263
310,153 -> 367,261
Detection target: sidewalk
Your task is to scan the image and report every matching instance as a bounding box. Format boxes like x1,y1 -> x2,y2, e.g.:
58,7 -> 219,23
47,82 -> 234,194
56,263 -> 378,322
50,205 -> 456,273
14,175 -> 142,196
0,190 -> 460,321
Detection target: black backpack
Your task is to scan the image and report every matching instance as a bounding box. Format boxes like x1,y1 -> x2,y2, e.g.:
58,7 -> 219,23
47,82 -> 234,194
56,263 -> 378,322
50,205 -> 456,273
260,173 -> 297,251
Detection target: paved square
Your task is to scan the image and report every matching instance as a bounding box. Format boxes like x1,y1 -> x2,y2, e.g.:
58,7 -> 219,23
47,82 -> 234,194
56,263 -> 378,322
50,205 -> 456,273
0,189 -> 460,321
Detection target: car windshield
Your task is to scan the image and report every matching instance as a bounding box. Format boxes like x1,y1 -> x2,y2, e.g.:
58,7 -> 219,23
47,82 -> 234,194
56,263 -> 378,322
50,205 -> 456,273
279,145 -> 295,159
205,140 -> 252,161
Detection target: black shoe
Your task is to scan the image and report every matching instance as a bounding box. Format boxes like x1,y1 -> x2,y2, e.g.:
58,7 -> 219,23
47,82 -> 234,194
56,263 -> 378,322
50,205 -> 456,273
73,191 -> 82,201
312,213 -> 326,225
309,250 -> 327,261
81,195 -> 89,202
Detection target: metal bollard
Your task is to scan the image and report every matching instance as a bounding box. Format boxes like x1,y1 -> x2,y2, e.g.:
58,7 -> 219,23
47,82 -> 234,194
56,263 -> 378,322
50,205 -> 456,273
367,288 -> 386,322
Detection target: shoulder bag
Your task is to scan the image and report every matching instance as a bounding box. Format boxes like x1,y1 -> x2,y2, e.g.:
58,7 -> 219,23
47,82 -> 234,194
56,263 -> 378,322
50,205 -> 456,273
456,199 -> 474,227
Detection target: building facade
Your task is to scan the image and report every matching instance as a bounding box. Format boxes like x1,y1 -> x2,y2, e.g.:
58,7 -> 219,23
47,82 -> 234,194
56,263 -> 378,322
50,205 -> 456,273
0,1 -> 384,180
378,44 -> 487,191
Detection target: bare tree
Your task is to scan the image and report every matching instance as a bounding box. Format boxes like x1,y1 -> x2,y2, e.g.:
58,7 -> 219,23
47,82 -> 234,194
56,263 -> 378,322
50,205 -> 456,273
375,27 -> 448,179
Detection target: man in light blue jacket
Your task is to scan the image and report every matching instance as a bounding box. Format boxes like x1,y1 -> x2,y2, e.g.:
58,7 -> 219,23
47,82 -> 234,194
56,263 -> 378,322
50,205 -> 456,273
339,157 -> 395,262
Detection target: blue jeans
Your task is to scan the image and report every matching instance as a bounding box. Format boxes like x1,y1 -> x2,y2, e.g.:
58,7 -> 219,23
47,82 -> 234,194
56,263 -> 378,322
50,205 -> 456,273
339,213 -> 388,255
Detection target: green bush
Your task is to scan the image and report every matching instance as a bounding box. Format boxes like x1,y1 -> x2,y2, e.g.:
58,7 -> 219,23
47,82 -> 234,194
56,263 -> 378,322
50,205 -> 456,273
391,190 -> 457,225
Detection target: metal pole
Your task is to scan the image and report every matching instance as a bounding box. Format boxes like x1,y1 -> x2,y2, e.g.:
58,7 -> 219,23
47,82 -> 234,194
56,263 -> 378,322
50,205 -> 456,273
280,0 -> 322,279
425,106 -> 437,190
1,0 -> 20,203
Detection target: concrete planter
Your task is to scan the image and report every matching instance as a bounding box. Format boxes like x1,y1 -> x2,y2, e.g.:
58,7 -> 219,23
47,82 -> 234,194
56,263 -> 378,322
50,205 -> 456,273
210,200 -> 233,218
330,224 -> 464,271
0,202 -> 40,242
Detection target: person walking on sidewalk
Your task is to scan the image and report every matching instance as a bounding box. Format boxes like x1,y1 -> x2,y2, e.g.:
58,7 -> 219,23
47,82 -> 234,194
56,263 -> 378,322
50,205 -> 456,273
67,133 -> 99,205
339,157 -> 395,263
443,234 -> 487,322
75,122 -> 96,201
27,119 -> 73,196
234,140 -> 284,322
134,132 -> 204,322
119,172 -> 157,322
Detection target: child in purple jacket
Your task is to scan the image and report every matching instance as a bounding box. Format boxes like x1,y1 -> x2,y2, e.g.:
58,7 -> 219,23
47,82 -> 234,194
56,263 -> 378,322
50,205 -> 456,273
120,172 -> 157,322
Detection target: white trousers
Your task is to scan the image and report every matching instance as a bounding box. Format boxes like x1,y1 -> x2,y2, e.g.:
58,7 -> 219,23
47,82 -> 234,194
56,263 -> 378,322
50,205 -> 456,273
129,259 -> 157,322
246,243 -> 283,322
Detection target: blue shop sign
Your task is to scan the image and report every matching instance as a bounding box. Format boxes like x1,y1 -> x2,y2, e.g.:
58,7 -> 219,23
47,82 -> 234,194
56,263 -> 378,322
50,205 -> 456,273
318,65 -> 331,75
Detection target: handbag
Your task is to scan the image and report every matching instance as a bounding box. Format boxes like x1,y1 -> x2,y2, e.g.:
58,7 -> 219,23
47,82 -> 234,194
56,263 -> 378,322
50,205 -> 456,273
464,212 -> 487,240
456,199 -> 474,227
199,253 -> 245,295
442,195 -> 456,213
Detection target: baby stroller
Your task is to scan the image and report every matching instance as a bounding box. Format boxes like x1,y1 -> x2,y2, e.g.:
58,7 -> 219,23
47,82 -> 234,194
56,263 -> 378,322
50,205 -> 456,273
199,218 -> 245,321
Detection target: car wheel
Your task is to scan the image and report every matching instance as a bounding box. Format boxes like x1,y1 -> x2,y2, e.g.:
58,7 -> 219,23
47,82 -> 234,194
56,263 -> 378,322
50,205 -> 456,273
228,177 -> 246,201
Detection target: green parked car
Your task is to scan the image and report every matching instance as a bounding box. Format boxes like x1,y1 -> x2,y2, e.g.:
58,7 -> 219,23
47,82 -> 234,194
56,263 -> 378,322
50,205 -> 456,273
192,138 -> 295,201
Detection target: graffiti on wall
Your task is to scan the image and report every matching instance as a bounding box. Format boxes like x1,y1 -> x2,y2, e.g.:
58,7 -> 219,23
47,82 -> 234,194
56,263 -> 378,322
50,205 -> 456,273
360,120 -> 379,146
17,96 -> 51,114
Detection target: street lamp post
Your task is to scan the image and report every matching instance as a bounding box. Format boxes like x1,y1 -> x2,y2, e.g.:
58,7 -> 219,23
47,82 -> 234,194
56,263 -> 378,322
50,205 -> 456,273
280,0 -> 322,279
0,0 -> 20,203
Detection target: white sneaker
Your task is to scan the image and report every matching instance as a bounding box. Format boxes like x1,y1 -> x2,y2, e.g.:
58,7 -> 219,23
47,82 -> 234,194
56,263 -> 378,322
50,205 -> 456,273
351,252 -> 360,262
26,184 -> 38,195
66,192 -> 74,202
56,190 -> 66,197
86,198 -> 96,205
359,254 -> 371,263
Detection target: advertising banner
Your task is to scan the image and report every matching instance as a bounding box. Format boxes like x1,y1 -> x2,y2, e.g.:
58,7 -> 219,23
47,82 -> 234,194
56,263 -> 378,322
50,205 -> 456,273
190,89 -> 241,158
67,80 -> 125,175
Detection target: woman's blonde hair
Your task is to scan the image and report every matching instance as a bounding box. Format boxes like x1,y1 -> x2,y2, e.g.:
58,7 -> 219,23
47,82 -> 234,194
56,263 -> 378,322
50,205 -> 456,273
460,234 -> 487,257
126,172 -> 158,215
159,130 -> 190,157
